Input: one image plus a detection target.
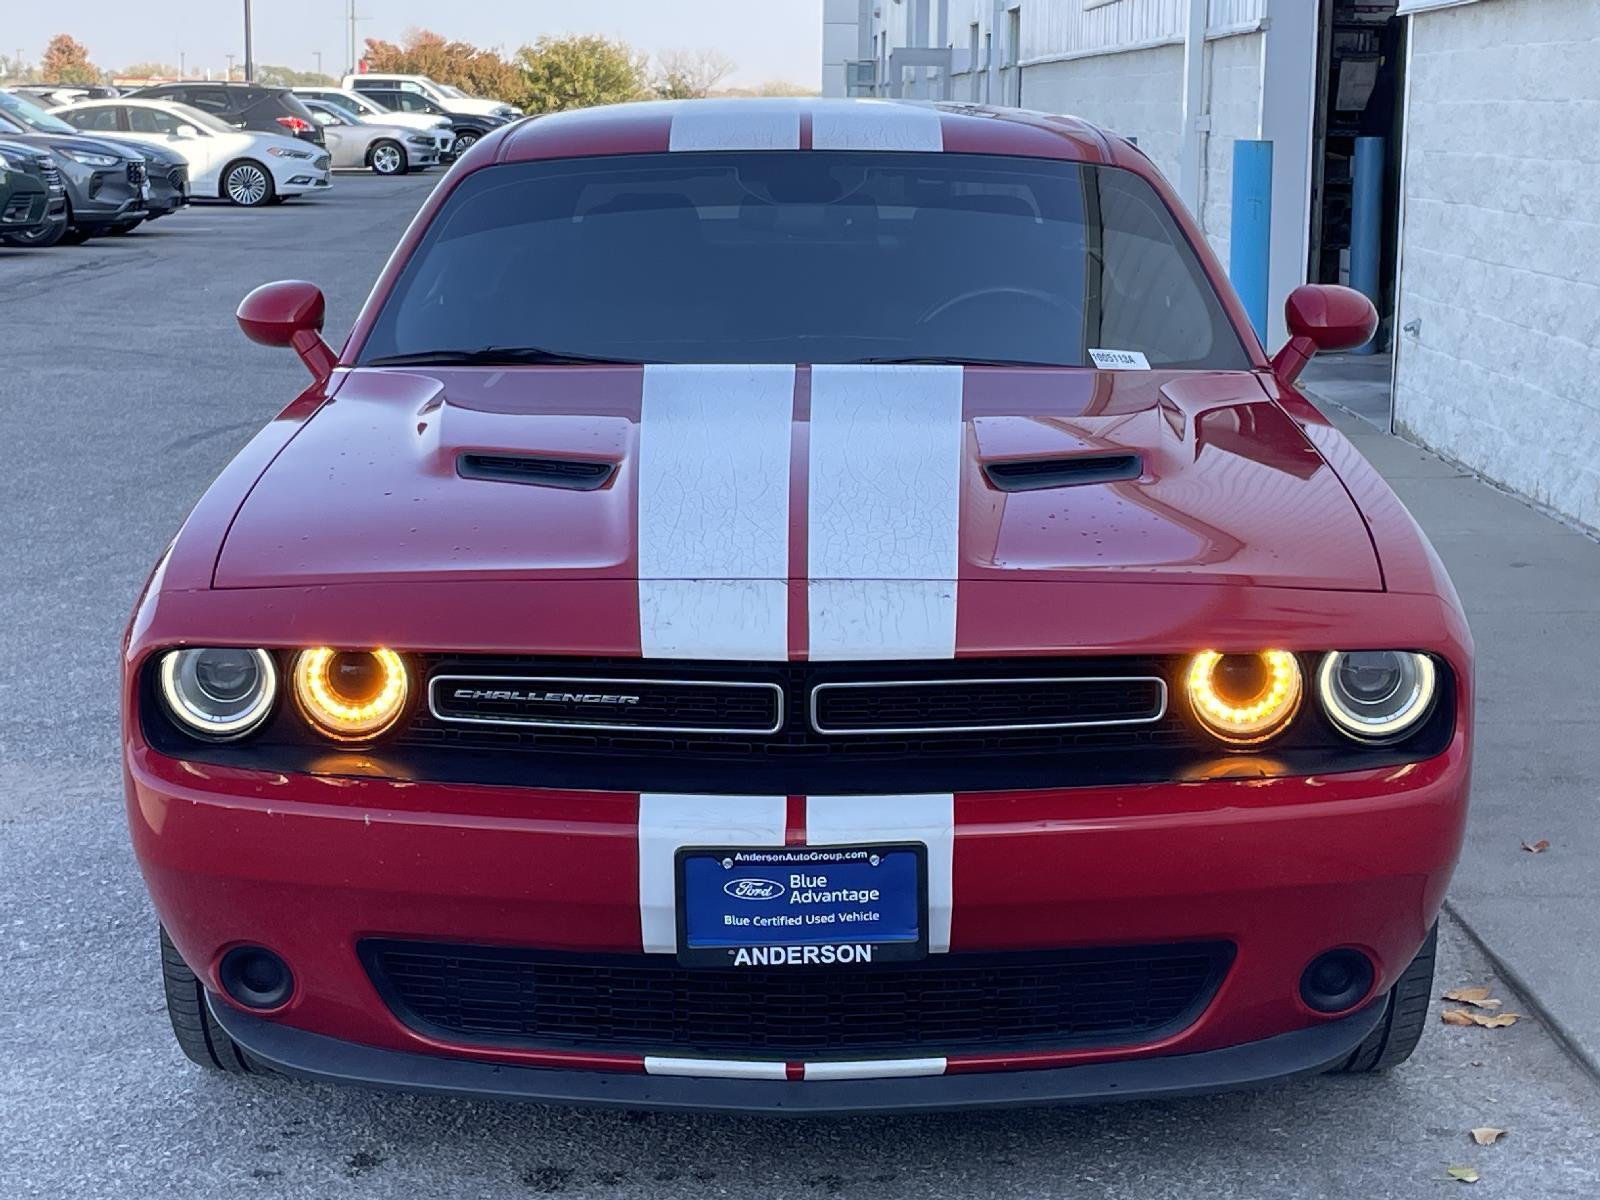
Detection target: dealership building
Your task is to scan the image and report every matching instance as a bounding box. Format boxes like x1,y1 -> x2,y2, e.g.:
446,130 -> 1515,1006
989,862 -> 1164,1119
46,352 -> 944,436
822,0 -> 1600,534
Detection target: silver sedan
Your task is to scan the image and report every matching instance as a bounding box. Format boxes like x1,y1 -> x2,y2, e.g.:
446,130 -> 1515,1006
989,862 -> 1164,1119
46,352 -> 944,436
301,100 -> 439,175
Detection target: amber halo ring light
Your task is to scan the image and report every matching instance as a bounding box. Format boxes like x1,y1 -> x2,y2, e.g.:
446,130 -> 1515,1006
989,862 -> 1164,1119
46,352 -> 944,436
1184,650 -> 1304,745
292,648 -> 411,741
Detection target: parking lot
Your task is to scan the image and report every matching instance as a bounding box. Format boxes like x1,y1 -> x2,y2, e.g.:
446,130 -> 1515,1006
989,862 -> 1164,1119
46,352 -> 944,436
3,176 -> 1600,1199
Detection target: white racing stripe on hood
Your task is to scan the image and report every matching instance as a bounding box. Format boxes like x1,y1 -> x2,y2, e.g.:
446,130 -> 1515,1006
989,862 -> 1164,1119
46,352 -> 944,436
812,101 -> 944,152
807,366 -> 964,660
638,793 -> 787,954
668,104 -> 803,151
638,364 -> 794,660
805,793 -> 955,954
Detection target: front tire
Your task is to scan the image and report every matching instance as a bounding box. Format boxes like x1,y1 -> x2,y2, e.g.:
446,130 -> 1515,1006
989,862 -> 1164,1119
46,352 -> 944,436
160,926 -> 256,1074
1,219 -> 67,248
369,139 -> 407,176
452,129 -> 480,156
221,159 -> 275,207
1334,923 -> 1437,1073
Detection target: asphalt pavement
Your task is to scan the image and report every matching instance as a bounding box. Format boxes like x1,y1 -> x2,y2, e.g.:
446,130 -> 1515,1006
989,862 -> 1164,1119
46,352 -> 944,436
2,176 -> 1598,1199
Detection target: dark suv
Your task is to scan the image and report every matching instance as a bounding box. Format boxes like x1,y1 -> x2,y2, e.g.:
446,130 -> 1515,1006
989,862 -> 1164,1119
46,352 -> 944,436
0,139 -> 68,247
0,92 -> 147,243
347,85 -> 505,156
128,82 -> 325,147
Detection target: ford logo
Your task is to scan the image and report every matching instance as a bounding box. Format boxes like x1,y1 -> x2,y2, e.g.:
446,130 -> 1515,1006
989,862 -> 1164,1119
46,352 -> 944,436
724,878 -> 786,901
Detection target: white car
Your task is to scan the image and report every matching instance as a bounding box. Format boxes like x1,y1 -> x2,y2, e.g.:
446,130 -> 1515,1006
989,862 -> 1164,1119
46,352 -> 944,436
291,87 -> 455,159
299,100 -> 439,174
54,99 -> 332,207
340,73 -> 521,119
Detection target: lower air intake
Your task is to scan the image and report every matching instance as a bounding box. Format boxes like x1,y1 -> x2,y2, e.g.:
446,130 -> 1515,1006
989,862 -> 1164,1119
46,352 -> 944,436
361,940 -> 1233,1058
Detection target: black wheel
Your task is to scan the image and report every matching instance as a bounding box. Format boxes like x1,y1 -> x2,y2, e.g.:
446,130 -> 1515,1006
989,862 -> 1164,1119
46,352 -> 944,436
1,218 -> 67,248
221,159 -> 275,207
452,129 -> 480,156
369,138 -> 407,175
1334,923 -> 1437,1073
160,925 -> 257,1074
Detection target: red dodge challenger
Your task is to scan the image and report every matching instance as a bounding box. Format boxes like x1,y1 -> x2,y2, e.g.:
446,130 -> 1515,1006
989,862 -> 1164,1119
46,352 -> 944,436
125,98 -> 1471,1113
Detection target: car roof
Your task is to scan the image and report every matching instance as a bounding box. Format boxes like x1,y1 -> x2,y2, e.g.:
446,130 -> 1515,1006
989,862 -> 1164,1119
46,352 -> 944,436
494,98 -> 1129,167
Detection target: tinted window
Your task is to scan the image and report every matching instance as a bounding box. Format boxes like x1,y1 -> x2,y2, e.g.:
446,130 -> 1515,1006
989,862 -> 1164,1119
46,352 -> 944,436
63,106 -> 121,132
360,152 -> 1248,370
181,89 -> 235,115
128,106 -> 182,135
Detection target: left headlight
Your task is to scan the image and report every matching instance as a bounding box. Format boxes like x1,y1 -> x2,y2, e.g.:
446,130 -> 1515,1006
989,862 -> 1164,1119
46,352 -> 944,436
159,648 -> 277,740
1317,651 -> 1437,741
64,149 -> 120,167
406,134 -> 432,145
268,146 -> 313,159
292,648 -> 410,741
1184,649 -> 1303,745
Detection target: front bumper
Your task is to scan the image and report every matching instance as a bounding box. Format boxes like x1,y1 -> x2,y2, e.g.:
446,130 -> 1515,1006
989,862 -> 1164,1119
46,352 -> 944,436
214,994 -> 1385,1114
130,728 -> 1468,1106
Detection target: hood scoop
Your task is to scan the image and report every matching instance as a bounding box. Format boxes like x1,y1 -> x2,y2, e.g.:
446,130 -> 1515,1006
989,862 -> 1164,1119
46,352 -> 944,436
983,452 -> 1143,493
457,453 -> 617,491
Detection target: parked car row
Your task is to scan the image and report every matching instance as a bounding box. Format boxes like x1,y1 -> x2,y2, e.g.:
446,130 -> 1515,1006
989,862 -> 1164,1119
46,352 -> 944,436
2,74 -> 520,248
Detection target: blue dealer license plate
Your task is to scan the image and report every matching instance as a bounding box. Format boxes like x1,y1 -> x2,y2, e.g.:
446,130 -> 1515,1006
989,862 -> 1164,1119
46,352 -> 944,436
676,844 -> 927,967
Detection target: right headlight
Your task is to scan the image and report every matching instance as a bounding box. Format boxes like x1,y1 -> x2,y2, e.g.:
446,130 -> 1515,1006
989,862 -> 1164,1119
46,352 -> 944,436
1316,651 -> 1437,741
159,648 -> 277,740
292,647 -> 410,741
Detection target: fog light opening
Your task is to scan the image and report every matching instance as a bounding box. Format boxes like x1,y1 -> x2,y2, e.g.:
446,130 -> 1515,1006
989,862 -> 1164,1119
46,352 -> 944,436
218,945 -> 294,1011
1299,948 -> 1376,1015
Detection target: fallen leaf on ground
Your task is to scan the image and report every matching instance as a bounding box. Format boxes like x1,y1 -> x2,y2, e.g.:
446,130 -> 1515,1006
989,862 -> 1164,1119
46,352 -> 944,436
1443,986 -> 1503,1009
1445,1165 -> 1481,1184
1521,839 -> 1551,853
1470,1128 -> 1507,1146
1442,1008 -> 1524,1029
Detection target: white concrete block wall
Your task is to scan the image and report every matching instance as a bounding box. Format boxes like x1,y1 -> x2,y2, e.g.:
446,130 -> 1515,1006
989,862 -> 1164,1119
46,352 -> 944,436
1393,0 -> 1600,532
1020,33 -> 1263,266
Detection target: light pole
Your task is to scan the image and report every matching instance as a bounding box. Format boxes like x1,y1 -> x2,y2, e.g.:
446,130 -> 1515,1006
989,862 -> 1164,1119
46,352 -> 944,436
243,0 -> 254,82
225,53 -> 236,81
179,50 -> 186,79
314,50 -> 323,80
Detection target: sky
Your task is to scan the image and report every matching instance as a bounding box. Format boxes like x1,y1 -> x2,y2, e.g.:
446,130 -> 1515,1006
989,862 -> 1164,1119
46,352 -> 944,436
6,0 -> 825,88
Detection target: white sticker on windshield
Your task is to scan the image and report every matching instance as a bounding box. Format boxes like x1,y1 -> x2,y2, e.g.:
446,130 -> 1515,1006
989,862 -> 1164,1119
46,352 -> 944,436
1088,348 -> 1151,371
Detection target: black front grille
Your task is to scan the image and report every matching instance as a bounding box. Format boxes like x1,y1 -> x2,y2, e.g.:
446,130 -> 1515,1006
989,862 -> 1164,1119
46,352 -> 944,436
127,161 -> 147,189
362,940 -> 1233,1058
39,163 -> 63,192
431,674 -> 783,734
812,676 -> 1164,734
168,164 -> 188,194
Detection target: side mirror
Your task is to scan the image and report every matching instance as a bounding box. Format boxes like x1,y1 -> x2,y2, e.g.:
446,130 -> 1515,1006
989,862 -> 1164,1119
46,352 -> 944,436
1270,284 -> 1379,386
237,280 -> 337,383
174,124 -> 199,139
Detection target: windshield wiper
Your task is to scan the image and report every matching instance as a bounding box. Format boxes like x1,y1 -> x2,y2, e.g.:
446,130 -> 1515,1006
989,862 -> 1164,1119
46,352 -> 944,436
843,355 -> 1070,368
366,346 -> 653,367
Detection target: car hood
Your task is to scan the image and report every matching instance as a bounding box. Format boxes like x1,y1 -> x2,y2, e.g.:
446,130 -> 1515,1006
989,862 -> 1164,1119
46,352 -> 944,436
212,365 -> 1383,592
0,130 -> 139,162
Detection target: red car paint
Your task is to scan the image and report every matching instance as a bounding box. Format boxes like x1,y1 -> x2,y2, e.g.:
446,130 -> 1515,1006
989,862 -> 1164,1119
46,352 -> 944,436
125,99 -> 1472,1098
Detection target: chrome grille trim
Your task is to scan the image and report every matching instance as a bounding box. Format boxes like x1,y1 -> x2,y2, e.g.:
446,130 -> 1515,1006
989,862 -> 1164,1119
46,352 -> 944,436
809,676 -> 1169,736
428,675 -> 786,736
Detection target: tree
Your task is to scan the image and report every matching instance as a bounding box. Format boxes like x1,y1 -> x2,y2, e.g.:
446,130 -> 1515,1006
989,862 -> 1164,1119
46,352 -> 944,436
720,80 -> 818,98
255,65 -> 336,87
0,54 -> 37,83
652,48 -> 735,100
513,35 -> 648,115
120,61 -> 179,80
363,28 -> 520,104
41,34 -> 100,85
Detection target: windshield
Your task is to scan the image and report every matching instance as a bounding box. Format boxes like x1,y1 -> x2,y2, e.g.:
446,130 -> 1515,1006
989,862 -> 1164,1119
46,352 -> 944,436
0,91 -> 77,135
439,84 -> 469,99
320,94 -> 369,118
359,152 -> 1248,370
